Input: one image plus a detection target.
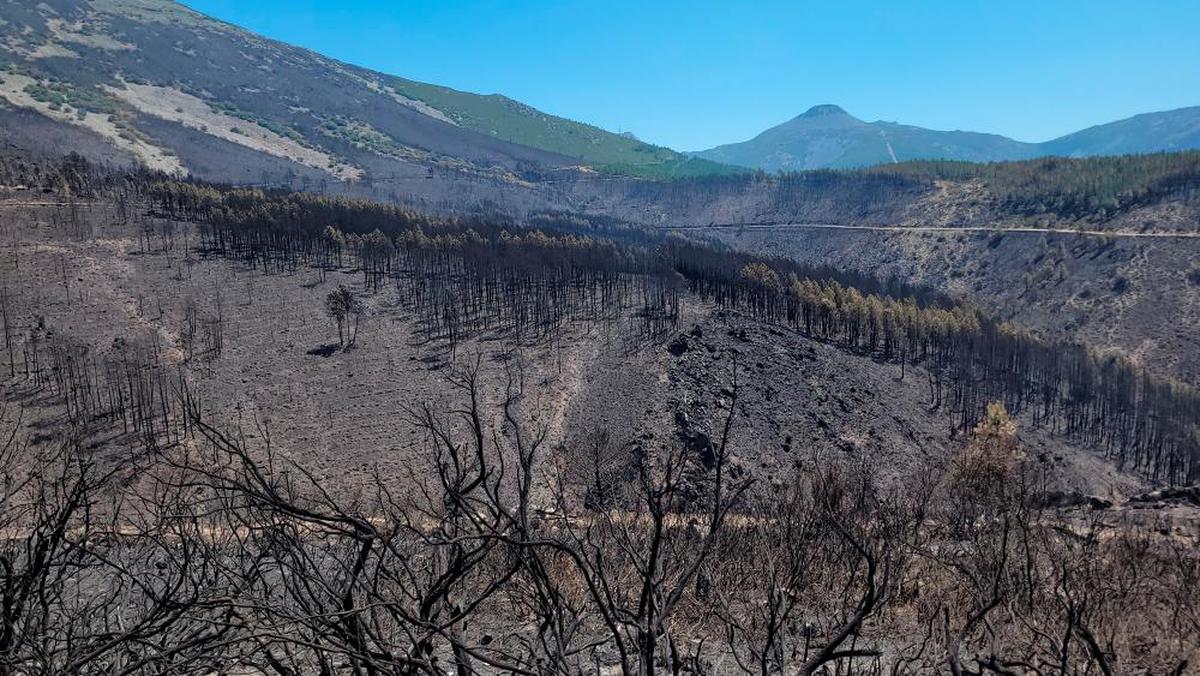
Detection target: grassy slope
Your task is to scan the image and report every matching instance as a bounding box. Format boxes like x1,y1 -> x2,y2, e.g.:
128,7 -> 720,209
384,76 -> 744,178
0,1 -> 744,180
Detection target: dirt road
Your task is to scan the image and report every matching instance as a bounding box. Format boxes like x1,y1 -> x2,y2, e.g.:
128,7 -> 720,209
660,222 -> 1200,239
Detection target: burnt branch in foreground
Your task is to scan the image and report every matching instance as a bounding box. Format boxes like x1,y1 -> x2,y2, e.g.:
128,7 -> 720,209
0,361 -> 1196,673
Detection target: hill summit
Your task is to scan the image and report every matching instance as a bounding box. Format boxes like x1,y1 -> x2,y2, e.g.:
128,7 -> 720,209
796,104 -> 852,118
696,104 -> 1200,171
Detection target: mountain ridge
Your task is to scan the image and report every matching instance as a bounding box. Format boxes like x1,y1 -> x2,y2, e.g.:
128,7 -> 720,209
0,0 -> 1196,183
694,104 -> 1200,171
0,0 -> 737,183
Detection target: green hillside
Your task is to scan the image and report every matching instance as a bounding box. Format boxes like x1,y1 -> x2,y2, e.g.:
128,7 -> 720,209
385,76 -> 744,177
0,0 -> 744,183
868,151 -> 1200,216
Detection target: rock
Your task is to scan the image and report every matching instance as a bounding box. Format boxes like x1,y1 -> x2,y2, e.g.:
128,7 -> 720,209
1129,485 -> 1200,507
674,408 -> 715,469
1034,490 -> 1112,510
668,335 -> 689,356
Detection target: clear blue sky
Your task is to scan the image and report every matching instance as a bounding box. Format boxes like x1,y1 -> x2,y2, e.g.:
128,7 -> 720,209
181,0 -> 1200,151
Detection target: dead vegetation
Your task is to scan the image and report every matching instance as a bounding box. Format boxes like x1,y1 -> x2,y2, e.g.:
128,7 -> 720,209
0,353 -> 1196,674
0,165 -> 1196,673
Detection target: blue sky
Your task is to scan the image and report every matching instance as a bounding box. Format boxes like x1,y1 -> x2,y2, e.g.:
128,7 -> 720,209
181,1 -> 1200,151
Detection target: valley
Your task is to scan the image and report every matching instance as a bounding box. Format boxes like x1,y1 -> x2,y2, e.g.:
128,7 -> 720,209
0,159 -> 1195,672
0,1 -> 1196,673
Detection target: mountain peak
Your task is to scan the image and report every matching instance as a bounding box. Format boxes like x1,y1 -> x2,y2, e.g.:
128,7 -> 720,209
798,104 -> 851,119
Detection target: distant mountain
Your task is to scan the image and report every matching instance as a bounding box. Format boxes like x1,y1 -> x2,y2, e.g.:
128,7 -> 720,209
0,1 -> 1195,184
1041,106 -> 1200,157
695,105 -> 1200,171
695,105 -> 1038,171
0,0 -> 733,184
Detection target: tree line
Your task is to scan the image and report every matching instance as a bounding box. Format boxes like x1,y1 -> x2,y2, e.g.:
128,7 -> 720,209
600,150 -> 1200,224
867,151 -> 1200,221
0,151 -> 153,197
140,177 -> 1200,484
148,182 -> 683,346
0,356 -> 1195,674
666,242 -> 1200,485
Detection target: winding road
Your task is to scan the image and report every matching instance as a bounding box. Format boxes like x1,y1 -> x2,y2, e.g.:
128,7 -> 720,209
5,196 -> 1197,240
659,222 -> 1200,239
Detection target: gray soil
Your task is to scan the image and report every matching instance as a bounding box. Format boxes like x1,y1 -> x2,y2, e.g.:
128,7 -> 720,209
0,204 -> 1154,509
695,222 -> 1200,384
